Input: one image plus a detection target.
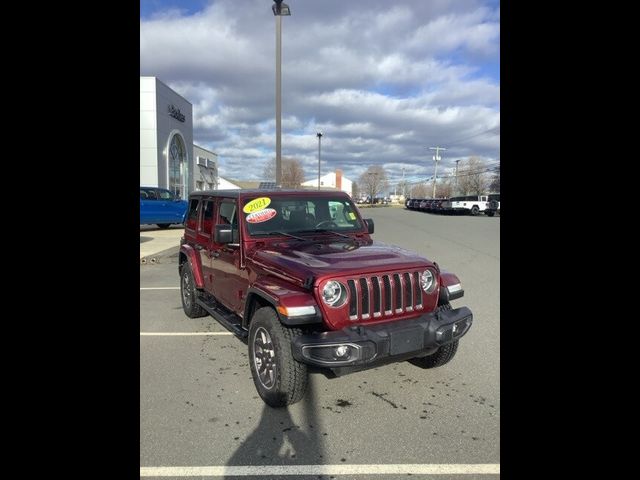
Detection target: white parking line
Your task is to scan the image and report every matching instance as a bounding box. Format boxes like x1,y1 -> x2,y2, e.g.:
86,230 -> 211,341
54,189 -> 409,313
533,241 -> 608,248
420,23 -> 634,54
140,332 -> 233,336
140,464 -> 500,477
140,287 -> 180,290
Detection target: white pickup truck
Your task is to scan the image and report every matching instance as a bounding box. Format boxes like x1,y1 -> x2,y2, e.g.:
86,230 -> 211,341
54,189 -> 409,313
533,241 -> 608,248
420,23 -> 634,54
449,195 -> 488,215
448,194 -> 500,216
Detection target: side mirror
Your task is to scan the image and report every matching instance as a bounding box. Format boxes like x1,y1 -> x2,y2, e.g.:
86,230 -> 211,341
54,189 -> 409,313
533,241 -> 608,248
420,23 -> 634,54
364,218 -> 374,234
214,224 -> 233,243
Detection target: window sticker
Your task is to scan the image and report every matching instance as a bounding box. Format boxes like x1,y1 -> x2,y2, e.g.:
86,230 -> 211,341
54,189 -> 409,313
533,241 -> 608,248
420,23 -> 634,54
246,208 -> 277,224
348,212 -> 356,220
243,197 -> 271,214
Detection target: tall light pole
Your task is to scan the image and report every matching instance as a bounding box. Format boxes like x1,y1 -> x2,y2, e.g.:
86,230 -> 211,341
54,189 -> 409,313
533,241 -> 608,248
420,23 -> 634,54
272,0 -> 291,187
401,166 -> 405,199
429,146 -> 446,198
316,132 -> 323,191
455,159 -> 460,194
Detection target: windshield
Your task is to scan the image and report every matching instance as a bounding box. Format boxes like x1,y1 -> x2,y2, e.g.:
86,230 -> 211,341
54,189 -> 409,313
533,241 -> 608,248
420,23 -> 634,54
243,195 -> 363,237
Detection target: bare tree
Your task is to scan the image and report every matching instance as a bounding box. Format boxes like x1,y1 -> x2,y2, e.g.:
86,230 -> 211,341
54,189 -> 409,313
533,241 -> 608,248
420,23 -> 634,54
410,183 -> 429,198
457,156 -> 488,196
437,177 -> 453,198
397,180 -> 410,198
359,165 -> 389,203
262,157 -> 305,188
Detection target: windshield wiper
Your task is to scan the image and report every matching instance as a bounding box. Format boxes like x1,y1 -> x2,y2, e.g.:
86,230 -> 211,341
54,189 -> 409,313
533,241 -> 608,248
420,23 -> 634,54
294,229 -> 352,239
254,231 -> 305,241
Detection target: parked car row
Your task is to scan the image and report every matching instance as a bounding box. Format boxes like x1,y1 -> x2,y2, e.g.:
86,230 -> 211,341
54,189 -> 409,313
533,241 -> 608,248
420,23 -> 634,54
405,194 -> 500,216
356,196 -> 390,205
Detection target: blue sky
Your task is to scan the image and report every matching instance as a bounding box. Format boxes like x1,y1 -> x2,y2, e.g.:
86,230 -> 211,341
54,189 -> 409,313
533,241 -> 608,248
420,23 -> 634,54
140,0 -> 500,189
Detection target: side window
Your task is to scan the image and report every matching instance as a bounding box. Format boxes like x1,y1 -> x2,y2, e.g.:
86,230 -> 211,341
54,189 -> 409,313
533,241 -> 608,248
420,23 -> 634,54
218,200 -> 237,228
200,200 -> 214,236
185,199 -> 199,230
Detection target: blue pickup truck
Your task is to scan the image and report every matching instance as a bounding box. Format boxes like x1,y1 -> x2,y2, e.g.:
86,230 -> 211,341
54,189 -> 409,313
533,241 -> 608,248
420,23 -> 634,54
140,187 -> 188,229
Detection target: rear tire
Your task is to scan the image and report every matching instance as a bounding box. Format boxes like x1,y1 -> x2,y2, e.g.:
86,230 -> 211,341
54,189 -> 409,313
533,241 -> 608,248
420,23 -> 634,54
486,211 -> 495,217
410,303 -> 459,369
249,307 -> 309,408
180,263 -> 207,318
157,223 -> 171,229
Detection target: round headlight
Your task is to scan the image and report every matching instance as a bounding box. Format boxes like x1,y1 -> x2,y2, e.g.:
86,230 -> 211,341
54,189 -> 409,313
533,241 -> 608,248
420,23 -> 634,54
322,280 -> 347,307
420,270 -> 437,293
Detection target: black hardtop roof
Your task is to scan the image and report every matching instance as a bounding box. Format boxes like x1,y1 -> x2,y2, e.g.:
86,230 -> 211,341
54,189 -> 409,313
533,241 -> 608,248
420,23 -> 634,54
188,189 -> 350,199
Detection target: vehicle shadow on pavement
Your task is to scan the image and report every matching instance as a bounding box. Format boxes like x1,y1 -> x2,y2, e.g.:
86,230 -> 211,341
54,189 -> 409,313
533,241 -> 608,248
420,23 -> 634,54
224,377 -> 325,480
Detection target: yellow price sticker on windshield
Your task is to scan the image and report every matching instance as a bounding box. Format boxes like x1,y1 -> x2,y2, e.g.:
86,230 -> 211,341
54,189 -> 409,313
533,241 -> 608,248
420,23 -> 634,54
348,212 -> 356,220
243,197 -> 271,214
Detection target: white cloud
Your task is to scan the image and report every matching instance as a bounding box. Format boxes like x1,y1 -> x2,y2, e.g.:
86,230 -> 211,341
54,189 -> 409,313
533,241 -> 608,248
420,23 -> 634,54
140,0 -> 500,189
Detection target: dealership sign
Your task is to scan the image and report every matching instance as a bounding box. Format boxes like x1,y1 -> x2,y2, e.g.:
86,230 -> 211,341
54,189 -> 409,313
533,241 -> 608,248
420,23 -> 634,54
168,105 -> 185,122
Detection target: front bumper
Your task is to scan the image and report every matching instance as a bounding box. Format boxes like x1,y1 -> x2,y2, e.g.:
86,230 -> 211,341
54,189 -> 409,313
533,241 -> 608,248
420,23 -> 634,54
291,306 -> 473,368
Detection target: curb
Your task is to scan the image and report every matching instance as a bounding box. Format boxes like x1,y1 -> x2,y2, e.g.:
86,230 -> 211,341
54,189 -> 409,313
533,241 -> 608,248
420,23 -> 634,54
140,245 -> 180,265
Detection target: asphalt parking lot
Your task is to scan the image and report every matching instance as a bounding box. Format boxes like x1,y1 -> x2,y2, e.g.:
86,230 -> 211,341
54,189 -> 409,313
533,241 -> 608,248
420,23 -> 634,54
140,207 -> 500,479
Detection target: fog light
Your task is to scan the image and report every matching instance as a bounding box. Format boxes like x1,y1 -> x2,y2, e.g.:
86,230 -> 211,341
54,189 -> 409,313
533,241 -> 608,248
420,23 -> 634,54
334,345 -> 350,358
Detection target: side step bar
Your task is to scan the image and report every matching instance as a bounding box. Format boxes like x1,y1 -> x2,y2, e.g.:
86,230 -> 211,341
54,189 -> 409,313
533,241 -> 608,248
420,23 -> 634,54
196,297 -> 248,339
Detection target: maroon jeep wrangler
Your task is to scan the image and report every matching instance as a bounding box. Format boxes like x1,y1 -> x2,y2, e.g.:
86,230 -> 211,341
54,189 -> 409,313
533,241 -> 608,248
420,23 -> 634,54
179,189 -> 472,407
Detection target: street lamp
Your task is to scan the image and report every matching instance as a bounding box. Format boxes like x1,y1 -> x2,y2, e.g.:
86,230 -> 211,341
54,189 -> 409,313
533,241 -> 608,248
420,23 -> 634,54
273,0 -> 291,187
316,132 -> 323,191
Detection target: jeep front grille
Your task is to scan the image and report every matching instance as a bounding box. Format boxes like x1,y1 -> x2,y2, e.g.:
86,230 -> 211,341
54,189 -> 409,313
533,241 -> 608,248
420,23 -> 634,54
347,272 -> 423,321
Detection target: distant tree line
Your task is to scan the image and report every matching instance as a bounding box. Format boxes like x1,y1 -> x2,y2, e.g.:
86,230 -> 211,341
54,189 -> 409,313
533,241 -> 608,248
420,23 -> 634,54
407,156 -> 500,198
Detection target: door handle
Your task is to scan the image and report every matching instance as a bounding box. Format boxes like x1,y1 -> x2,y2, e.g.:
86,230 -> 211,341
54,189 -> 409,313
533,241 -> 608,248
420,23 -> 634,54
211,251 -> 220,258
195,245 -> 204,251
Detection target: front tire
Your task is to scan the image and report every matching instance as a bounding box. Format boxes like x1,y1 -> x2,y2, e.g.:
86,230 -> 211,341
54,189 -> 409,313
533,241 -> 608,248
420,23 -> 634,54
410,303 -> 459,369
249,307 -> 309,407
180,263 -> 207,318
470,205 -> 479,216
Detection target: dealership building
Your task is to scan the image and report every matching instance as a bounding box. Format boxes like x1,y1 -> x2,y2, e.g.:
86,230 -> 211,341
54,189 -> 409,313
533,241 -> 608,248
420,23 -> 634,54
140,76 -> 218,199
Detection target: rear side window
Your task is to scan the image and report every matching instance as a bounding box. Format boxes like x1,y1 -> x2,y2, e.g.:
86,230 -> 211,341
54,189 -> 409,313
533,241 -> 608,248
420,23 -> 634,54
142,188 -> 158,200
201,200 -> 214,236
185,199 -> 199,230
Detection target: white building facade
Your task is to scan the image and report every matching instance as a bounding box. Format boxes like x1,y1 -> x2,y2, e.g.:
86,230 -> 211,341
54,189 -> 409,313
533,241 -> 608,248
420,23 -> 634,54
301,170 -> 353,196
193,145 -> 218,191
140,76 -> 218,199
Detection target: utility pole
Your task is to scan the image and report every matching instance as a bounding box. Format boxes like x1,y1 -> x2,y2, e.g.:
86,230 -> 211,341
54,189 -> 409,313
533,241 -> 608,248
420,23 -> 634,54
316,132 -> 322,191
455,159 -> 460,194
429,146 -> 446,198
401,166 -> 405,199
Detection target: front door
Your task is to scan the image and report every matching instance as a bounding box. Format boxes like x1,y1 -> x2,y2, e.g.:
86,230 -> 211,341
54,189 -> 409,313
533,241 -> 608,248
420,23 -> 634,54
210,198 -> 246,312
196,198 -> 216,292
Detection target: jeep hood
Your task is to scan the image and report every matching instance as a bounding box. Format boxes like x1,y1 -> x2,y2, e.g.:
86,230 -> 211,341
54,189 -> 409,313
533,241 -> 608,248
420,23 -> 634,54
248,239 -> 432,283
